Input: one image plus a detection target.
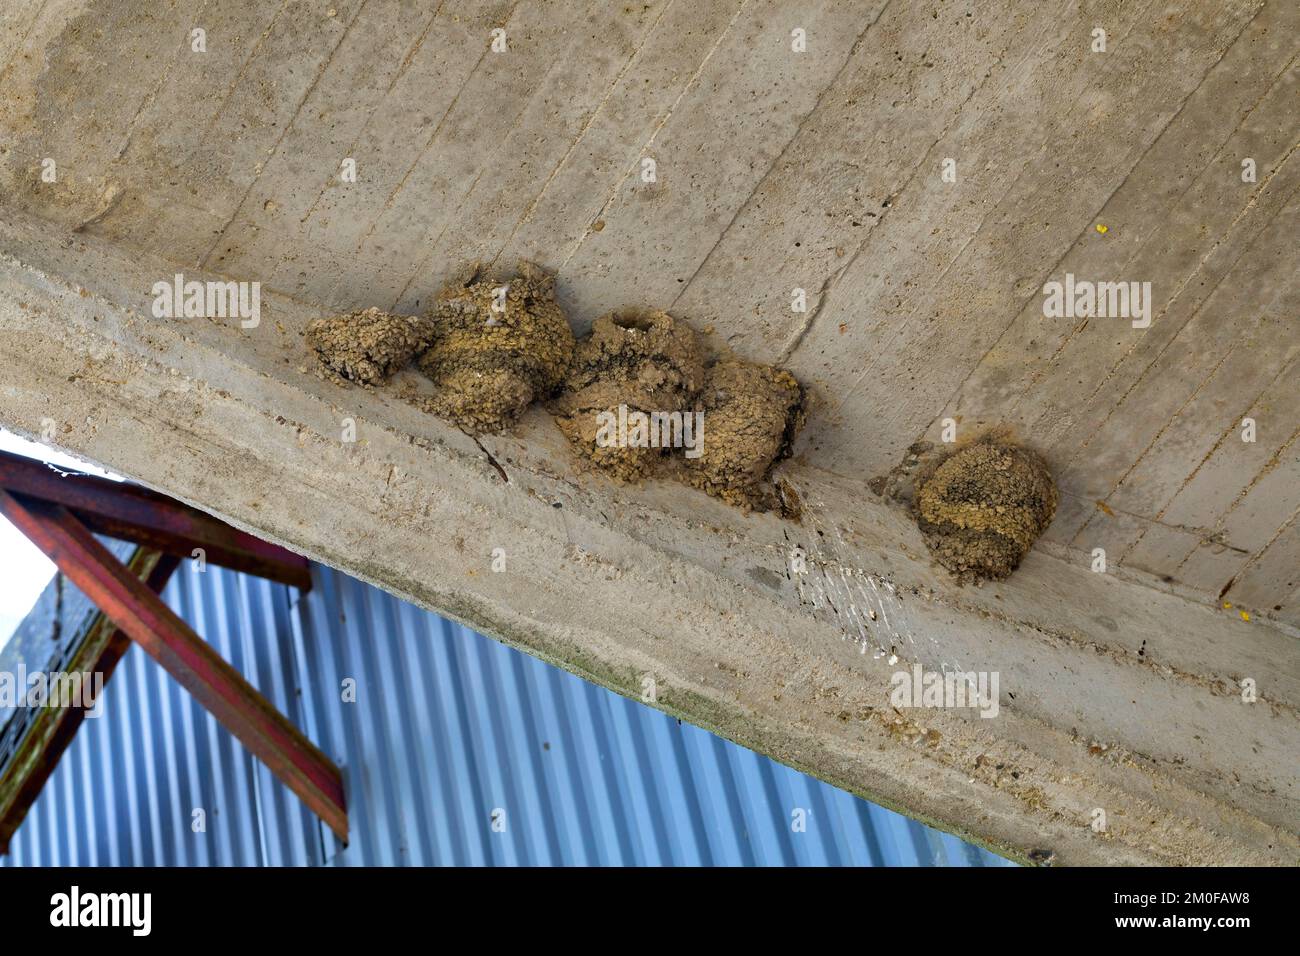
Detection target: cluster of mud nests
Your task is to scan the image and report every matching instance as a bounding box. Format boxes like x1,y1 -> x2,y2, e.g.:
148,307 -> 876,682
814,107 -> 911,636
872,437 -> 1058,583
308,267 -> 1055,573
306,263 -> 804,511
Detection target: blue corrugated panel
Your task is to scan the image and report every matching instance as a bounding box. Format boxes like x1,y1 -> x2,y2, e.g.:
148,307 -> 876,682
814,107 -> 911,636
3,562 -> 1014,867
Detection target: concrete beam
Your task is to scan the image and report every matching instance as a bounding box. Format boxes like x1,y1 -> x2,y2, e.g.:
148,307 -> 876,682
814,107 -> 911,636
0,208 -> 1295,865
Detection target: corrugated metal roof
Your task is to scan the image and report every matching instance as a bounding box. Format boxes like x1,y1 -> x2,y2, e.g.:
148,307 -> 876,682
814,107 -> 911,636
2,561 -> 1013,867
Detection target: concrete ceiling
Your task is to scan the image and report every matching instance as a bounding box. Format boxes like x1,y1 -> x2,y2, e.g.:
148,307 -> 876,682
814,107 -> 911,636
0,0 -> 1296,864
3,0 -> 1295,620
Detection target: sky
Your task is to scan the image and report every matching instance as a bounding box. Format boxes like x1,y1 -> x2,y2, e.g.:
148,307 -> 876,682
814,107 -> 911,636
0,430 -> 121,651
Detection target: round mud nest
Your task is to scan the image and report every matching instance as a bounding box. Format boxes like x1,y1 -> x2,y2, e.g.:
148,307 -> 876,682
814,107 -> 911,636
913,440 -> 1058,583
684,360 -> 804,510
552,308 -> 706,481
417,261 -> 575,434
306,307 -> 432,387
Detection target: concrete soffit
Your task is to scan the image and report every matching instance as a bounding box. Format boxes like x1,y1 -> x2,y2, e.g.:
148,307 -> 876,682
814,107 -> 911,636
0,209 -> 1296,866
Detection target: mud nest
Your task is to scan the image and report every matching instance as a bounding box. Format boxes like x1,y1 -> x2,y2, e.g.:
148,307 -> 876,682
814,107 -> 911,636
913,440 -> 1058,583
551,308 -> 706,481
417,261 -> 575,434
305,307 -> 432,387
304,268 -> 807,514
683,360 -> 804,510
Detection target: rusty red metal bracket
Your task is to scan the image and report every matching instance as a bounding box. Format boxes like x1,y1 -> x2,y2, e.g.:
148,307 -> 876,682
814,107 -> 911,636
0,490 -> 347,841
0,450 -> 310,590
